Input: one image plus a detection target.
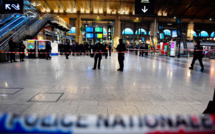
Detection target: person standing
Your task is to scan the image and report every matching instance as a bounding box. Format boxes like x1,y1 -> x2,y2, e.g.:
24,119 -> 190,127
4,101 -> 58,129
92,40 -> 103,70
8,37 -> 17,62
108,43 -> 112,56
116,39 -> 126,71
64,39 -> 71,59
104,43 -> 108,59
189,41 -> 204,72
18,41 -> 26,61
45,41 -> 52,60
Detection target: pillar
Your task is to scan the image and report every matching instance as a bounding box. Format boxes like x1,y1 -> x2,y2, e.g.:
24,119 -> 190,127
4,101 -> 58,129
187,20 -> 194,40
150,18 -> 158,49
113,16 -> 121,49
75,16 -> 83,44
51,27 -> 55,43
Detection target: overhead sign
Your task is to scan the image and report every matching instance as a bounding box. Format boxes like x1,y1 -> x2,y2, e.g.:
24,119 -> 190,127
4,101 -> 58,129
135,0 -> 154,16
2,0 -> 23,14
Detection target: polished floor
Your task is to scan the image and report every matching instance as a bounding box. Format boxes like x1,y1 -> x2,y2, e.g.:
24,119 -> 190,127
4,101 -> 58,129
0,53 -> 215,116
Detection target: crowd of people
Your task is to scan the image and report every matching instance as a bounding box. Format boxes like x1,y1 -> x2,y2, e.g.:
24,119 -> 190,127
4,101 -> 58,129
58,39 -> 112,59
8,37 -> 205,72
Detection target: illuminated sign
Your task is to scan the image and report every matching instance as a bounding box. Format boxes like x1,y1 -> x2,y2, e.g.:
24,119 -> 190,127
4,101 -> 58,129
95,27 -> 103,32
95,33 -> 103,38
172,30 -> 177,38
85,27 -> 93,32
135,0 -> 154,16
86,33 -> 94,38
2,0 -> 23,14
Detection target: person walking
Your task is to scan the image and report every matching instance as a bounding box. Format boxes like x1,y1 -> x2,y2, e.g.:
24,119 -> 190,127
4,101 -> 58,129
92,40 -> 103,70
189,41 -> 204,72
116,39 -> 126,71
45,41 -> 52,60
18,41 -> 26,61
104,43 -> 108,59
8,37 -> 17,62
64,39 -> 71,59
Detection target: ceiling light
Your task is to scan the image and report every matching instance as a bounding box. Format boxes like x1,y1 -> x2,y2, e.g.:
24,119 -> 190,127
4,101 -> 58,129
59,9 -> 64,13
54,9 -> 58,13
174,16 -> 176,19
210,18 -> 212,21
46,8 -> 50,12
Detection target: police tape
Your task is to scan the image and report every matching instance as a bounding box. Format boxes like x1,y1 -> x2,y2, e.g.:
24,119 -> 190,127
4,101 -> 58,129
0,49 -> 215,55
0,113 -> 215,134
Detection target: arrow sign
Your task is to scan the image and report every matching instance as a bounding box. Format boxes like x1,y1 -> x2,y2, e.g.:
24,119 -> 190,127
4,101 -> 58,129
135,0 -> 154,16
11,4 -> 20,10
142,6 -> 148,13
5,4 -> 11,10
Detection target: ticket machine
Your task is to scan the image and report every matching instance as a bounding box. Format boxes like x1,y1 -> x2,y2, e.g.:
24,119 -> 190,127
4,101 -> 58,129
170,41 -> 176,57
159,42 -> 168,55
38,40 -> 47,58
27,40 -> 37,58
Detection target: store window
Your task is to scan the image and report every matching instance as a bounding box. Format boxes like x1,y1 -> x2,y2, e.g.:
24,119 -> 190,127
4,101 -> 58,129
122,28 -> 134,35
199,31 -> 209,37
135,28 -> 147,35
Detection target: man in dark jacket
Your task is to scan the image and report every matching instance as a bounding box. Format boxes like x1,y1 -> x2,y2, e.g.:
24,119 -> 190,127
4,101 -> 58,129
108,43 -> 112,56
18,41 -> 26,61
45,41 -> 52,60
189,41 -> 204,72
116,39 -> 126,71
92,40 -> 103,70
64,39 -> 71,59
9,37 -> 17,62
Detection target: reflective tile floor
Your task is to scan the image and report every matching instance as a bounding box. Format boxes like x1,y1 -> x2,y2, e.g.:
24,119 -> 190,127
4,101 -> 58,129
0,53 -> 215,116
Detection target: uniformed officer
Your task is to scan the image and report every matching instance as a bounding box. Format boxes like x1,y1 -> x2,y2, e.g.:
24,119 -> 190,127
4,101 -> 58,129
189,41 -> 204,72
45,41 -> 52,60
116,39 -> 126,71
64,39 -> 71,59
8,37 -> 17,63
18,41 -> 26,61
92,40 -> 103,70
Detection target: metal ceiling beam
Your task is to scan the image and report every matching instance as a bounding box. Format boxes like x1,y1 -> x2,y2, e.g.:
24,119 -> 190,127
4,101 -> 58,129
205,7 -> 215,17
191,0 -> 213,18
44,0 -> 50,9
179,0 -> 200,16
59,0 -> 65,10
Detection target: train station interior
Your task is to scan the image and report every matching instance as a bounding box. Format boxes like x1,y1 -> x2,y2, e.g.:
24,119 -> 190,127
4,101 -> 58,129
0,0 -> 215,117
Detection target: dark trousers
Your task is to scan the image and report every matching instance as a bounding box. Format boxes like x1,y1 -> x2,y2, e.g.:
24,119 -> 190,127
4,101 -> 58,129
191,56 -> 204,68
46,52 -> 51,59
118,55 -> 124,70
109,50 -> 111,56
10,53 -> 15,62
93,54 -> 102,69
65,54 -> 69,59
20,53 -> 25,61
105,53 -> 108,59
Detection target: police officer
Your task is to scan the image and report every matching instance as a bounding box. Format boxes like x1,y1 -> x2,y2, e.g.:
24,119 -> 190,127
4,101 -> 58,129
116,39 -> 126,71
92,40 -> 103,70
189,41 -> 204,72
64,39 -> 71,59
8,37 -> 17,62
18,41 -> 26,61
45,41 -> 52,60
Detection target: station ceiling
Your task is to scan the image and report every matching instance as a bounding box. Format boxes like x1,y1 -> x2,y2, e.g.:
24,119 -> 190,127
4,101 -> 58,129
30,0 -> 215,19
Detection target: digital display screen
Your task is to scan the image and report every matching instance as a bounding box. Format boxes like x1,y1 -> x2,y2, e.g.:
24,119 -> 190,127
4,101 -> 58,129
160,33 -> 164,39
95,33 -> 103,38
39,45 -> 44,49
86,33 -> 94,38
172,30 -> 177,37
29,45 -> 34,49
95,27 -> 103,32
171,42 -> 175,48
142,37 -> 145,42
85,27 -> 93,32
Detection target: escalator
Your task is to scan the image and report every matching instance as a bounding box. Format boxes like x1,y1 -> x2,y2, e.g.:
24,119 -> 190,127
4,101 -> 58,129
0,13 -> 70,51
